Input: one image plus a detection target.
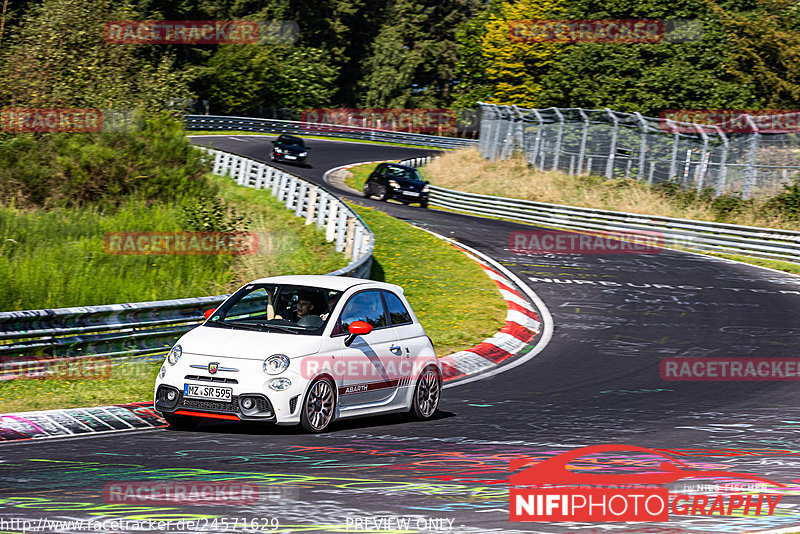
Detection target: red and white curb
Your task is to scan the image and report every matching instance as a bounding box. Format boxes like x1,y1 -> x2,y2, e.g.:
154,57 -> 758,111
416,229 -> 553,388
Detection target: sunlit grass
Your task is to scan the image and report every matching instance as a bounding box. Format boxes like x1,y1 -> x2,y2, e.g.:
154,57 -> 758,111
347,201 -> 506,357
0,174 -> 347,311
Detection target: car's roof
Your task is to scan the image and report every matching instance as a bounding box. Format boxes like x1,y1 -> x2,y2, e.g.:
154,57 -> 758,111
246,274 -> 404,293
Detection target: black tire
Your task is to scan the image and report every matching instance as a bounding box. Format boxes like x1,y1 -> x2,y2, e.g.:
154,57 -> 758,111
420,200 -> 429,209
409,366 -> 441,420
163,412 -> 200,429
363,183 -> 372,198
377,185 -> 390,202
300,378 -> 336,433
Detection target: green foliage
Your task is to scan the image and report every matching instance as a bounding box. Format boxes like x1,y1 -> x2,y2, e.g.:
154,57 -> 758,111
0,0 -> 191,111
710,193 -> 750,221
765,179 -> 800,220
182,196 -> 249,232
0,114 -> 212,208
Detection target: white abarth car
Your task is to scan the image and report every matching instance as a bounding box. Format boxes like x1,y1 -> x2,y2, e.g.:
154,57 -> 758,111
154,275 -> 442,433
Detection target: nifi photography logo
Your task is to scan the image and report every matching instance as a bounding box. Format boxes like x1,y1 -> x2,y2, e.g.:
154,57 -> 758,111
509,444 -> 785,522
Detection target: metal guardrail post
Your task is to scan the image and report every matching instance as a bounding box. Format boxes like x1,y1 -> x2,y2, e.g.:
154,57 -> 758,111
551,108 -> 564,172
577,109 -> 589,175
605,108 -> 619,179
305,186 -> 318,224
530,109 -> 544,168
714,125 -> 729,195
634,112 -> 648,182
295,181 -> 308,216
693,124 -> 709,191
743,114 -> 760,199
668,119 -> 680,180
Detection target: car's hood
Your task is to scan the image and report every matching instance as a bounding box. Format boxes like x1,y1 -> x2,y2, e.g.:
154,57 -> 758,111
279,144 -> 306,152
178,325 -> 323,360
393,178 -> 425,191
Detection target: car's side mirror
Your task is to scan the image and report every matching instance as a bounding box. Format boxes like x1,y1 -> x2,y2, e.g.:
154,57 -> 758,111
204,308 -> 216,320
270,140 -> 276,144
344,320 -> 372,346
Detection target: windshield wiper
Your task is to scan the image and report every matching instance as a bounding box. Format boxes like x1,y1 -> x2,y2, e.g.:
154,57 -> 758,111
215,319 -> 300,334
251,323 -> 301,334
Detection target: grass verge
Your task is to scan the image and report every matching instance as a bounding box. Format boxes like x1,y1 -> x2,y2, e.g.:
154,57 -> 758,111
0,194 -> 509,413
0,174 -> 347,311
424,149 -> 800,231
347,201 -> 506,357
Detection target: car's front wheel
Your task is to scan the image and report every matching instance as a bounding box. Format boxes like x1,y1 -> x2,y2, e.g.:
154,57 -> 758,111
301,378 -> 336,432
163,412 -> 200,429
377,185 -> 390,201
409,366 -> 441,420
363,183 -> 372,198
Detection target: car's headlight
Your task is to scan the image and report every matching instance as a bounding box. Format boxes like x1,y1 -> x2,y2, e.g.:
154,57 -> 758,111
269,378 -> 292,391
299,152 -> 307,157
422,184 -> 430,193
389,179 -> 400,188
167,344 -> 182,366
263,354 -> 290,375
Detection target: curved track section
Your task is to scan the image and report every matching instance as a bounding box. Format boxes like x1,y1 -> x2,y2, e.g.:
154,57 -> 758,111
2,135 -> 800,533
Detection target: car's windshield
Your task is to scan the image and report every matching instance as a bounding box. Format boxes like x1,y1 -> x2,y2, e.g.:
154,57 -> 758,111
277,136 -> 304,147
207,283 -> 342,335
386,166 -> 423,181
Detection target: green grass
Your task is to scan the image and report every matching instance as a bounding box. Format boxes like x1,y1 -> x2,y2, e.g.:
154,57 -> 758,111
347,201 -> 506,357
0,174 -> 347,311
0,193 -> 509,414
0,360 -> 163,413
188,130 -> 444,149
344,162 -> 379,193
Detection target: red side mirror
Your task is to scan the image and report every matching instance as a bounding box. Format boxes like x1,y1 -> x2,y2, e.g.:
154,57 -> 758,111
204,308 -> 216,320
348,321 -> 373,335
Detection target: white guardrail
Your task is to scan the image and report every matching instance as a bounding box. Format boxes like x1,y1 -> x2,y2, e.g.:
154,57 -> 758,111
185,115 -> 478,149
398,156 -> 800,264
0,148 -> 374,364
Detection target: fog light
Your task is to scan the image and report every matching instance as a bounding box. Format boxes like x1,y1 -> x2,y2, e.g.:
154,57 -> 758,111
166,390 -> 176,401
242,397 -> 255,410
269,378 -> 292,391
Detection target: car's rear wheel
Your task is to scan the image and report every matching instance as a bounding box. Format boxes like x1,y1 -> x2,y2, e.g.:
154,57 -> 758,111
301,378 -> 336,433
163,412 -> 200,429
409,366 -> 441,420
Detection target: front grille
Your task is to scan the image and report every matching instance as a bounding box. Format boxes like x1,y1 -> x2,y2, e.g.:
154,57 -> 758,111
181,396 -> 239,412
184,374 -> 239,384
253,396 -> 272,413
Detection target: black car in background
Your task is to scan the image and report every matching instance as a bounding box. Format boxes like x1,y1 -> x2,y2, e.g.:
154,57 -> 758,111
270,134 -> 309,164
363,163 -> 429,208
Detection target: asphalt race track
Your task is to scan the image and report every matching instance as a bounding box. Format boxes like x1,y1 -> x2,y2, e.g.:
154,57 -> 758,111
2,135 -> 800,533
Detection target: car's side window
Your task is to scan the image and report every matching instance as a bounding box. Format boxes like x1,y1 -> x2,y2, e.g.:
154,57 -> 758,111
332,290 -> 387,335
382,291 -> 412,326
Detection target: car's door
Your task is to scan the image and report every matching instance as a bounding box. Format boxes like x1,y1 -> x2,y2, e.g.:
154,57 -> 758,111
381,290 -> 432,389
329,289 -> 399,407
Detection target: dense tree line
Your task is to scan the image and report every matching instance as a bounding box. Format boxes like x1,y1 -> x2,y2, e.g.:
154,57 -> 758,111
1,0 -> 799,117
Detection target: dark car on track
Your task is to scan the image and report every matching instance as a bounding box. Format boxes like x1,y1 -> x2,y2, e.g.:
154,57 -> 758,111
363,163 -> 430,208
270,134 -> 309,164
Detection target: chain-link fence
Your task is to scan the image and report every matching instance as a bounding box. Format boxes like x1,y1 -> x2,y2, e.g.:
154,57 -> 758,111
478,103 -> 800,199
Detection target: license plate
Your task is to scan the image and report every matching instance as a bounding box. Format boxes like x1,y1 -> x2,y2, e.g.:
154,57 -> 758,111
404,191 -> 420,196
183,384 -> 232,401
284,155 -> 296,160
